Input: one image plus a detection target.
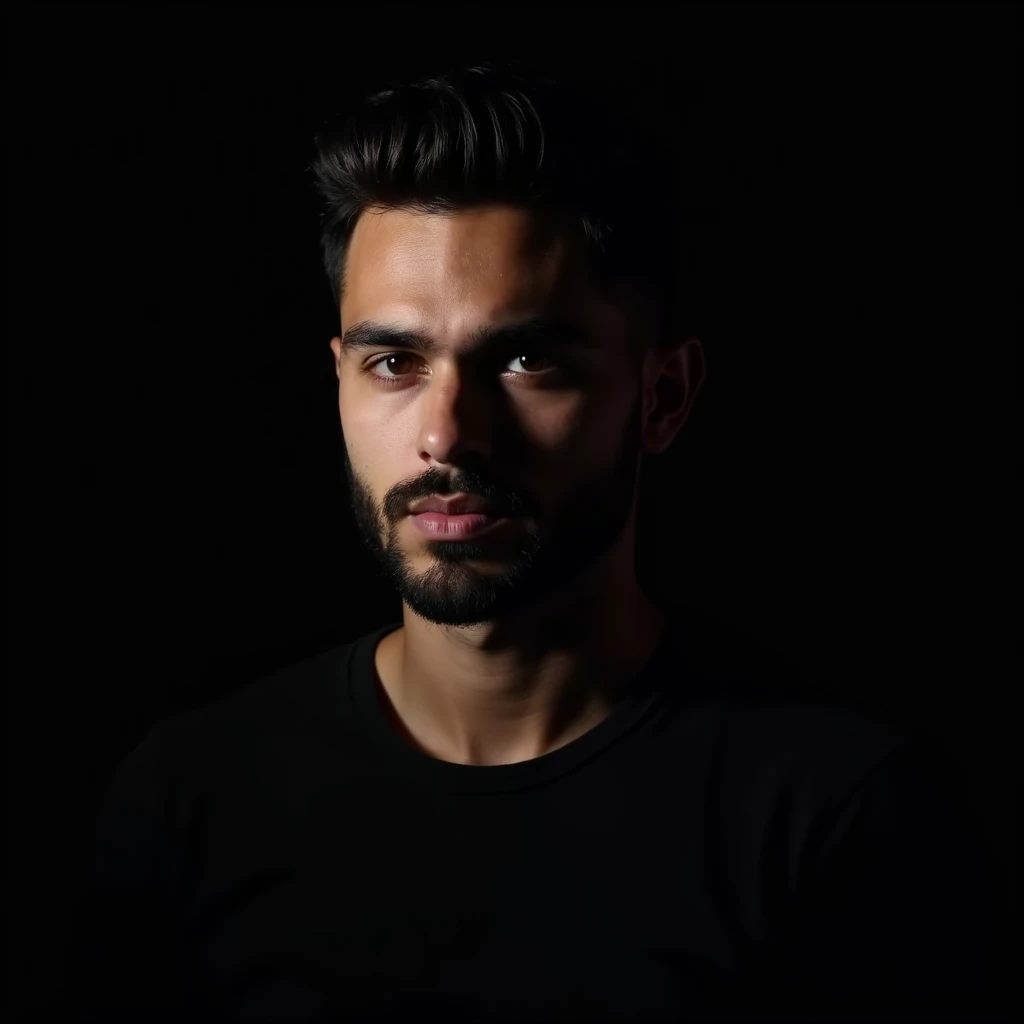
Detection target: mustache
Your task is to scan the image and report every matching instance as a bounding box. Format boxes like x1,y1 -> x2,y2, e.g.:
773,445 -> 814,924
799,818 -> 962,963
381,469 -> 531,521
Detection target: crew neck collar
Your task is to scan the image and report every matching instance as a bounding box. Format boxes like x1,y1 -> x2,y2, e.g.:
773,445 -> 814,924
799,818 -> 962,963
344,615 -> 686,794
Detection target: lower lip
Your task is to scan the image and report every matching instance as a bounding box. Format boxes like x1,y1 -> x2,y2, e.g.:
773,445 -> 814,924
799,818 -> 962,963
409,513 -> 509,539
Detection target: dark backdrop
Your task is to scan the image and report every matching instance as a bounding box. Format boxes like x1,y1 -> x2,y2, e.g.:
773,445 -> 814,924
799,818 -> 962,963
5,4 -> 1018,1018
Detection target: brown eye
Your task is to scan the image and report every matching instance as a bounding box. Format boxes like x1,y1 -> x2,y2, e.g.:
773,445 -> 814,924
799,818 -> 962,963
506,352 -> 550,374
382,354 -> 417,375
366,353 -> 419,381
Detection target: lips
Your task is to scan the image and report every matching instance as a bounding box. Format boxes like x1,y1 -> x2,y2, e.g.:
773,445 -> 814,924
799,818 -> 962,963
408,494 -> 503,517
409,512 -> 507,539
406,493 -> 517,542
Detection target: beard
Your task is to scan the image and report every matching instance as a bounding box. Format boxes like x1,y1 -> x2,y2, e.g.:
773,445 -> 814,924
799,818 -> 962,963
341,389 -> 644,627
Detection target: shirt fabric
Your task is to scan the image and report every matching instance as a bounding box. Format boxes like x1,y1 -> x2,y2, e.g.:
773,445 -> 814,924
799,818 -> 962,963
67,608 -> 1010,1022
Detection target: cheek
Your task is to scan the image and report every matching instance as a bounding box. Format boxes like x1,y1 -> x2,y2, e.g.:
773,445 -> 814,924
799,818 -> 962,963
546,389 -> 638,482
512,390 -> 593,445
340,375 -> 401,440
342,421 -> 406,481
517,396 -> 610,490
338,387 -> 422,489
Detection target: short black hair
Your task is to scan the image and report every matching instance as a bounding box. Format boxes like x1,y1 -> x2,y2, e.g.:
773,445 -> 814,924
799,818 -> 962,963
311,60 -> 687,350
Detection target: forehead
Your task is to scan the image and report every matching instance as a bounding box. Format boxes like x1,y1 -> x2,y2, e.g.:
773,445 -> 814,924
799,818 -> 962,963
341,205 -> 620,336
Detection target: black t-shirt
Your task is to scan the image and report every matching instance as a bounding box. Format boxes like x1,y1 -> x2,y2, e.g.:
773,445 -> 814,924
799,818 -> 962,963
67,611 -> 1010,1022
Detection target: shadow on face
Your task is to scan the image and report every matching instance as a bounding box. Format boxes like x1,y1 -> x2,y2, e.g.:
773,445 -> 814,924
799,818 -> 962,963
330,204 -> 657,627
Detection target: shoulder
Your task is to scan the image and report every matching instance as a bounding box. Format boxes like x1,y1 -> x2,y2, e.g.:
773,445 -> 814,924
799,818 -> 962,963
761,718 -> 1010,1020
697,695 -> 919,900
716,697 -> 913,801
663,603 -> 916,804
107,623 -> 391,797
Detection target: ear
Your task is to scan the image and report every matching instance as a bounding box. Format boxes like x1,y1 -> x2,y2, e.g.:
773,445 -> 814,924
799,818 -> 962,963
330,336 -> 343,380
641,336 -> 706,456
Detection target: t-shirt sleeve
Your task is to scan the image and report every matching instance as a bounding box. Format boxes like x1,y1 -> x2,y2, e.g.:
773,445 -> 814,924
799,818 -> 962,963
765,739 -> 1013,1022
66,725 -> 187,1022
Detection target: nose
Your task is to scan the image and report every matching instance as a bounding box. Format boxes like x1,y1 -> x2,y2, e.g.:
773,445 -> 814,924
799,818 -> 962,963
416,370 -> 494,468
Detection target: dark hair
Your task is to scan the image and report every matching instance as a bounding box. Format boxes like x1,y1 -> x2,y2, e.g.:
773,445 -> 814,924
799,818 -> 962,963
311,60 -> 687,349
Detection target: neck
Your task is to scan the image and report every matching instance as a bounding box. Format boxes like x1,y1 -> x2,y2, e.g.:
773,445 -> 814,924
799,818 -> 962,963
373,534 -> 666,766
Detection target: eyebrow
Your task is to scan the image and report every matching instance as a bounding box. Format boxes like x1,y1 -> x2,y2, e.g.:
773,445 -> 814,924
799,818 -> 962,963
339,316 -> 594,357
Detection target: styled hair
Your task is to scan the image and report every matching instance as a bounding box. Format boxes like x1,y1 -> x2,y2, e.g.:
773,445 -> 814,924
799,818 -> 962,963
311,60 -> 686,349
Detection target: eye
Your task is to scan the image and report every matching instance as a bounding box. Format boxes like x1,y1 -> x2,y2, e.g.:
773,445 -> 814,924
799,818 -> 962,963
503,351 -> 553,375
366,353 -> 420,381
361,349 -> 559,388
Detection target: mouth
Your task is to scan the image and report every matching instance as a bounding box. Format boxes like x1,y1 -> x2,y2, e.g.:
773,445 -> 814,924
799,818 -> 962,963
408,512 -> 512,540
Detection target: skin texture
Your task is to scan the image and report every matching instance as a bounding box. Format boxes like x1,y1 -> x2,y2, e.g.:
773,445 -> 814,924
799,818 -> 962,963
329,204 -> 705,766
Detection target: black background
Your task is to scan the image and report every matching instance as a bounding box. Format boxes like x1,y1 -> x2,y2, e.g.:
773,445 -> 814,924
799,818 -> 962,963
5,4 -> 1018,1018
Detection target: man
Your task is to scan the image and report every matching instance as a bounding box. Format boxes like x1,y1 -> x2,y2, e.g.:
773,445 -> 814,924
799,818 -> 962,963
69,62 -> 1009,1021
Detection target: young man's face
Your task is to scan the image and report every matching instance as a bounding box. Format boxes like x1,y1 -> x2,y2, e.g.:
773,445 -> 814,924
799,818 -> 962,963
330,204 -> 654,627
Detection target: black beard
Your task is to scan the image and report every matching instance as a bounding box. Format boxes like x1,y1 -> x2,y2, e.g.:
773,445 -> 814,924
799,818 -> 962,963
341,389 -> 644,627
